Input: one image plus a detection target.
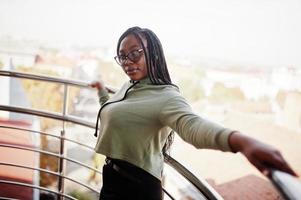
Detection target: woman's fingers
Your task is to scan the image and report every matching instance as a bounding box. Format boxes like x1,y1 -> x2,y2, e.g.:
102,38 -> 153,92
270,153 -> 298,176
90,81 -> 99,87
89,81 -> 104,90
251,159 -> 271,176
252,149 -> 298,177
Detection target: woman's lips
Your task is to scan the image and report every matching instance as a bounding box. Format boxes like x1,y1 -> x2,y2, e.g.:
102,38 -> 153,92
126,68 -> 139,75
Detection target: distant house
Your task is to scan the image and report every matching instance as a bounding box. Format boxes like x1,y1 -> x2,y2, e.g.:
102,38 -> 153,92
0,120 -> 39,200
0,50 -> 36,68
0,66 -> 40,199
203,68 -> 267,100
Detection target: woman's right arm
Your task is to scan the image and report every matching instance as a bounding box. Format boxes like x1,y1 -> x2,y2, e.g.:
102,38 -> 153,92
90,80 -> 110,105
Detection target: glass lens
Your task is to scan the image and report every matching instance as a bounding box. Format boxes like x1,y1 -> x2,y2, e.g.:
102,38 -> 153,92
114,49 -> 143,65
128,50 -> 142,62
118,55 -> 126,64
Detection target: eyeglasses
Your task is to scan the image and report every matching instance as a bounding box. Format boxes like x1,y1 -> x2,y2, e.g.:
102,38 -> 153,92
114,48 -> 144,66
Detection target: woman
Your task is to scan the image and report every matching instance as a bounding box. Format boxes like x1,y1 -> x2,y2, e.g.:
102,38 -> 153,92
90,26 -> 297,200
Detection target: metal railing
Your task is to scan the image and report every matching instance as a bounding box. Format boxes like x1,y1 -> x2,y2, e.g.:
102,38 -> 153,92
0,70 -> 222,200
1,70 -> 299,200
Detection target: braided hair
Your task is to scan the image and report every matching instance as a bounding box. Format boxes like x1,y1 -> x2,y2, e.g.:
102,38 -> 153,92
116,26 -> 175,160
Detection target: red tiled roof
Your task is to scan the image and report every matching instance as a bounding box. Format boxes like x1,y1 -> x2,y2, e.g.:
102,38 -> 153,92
0,119 -> 36,200
208,175 -> 281,199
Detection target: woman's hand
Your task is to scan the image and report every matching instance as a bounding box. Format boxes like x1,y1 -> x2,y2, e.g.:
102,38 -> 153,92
89,80 -> 105,91
229,131 -> 298,177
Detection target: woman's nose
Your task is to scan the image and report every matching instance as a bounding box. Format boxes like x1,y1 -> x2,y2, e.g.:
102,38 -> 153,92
123,58 -> 134,66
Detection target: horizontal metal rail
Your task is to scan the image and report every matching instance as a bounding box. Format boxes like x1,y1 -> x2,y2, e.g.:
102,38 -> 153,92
0,70 -> 89,87
0,105 -> 95,129
0,70 -> 116,93
270,169 -> 301,200
0,180 -> 78,200
0,162 -> 100,194
0,143 -> 102,174
0,125 -> 94,151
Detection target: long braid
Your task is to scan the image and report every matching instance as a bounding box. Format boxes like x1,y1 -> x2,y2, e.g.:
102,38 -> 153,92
116,26 -> 176,160
142,29 -> 172,85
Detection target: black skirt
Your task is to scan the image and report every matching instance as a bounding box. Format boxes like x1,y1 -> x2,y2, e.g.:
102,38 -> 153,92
99,158 -> 163,200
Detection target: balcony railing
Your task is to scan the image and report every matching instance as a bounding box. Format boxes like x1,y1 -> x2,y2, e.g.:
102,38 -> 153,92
0,70 -> 300,200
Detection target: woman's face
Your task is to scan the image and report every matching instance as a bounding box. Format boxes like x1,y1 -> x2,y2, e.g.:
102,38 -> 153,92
118,34 -> 148,81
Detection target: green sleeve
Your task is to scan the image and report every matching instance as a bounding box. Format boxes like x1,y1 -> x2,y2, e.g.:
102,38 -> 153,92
159,95 -> 234,152
97,89 -> 110,106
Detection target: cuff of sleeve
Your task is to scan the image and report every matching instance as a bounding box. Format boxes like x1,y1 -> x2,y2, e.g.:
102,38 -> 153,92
218,128 -> 236,152
98,88 -> 108,98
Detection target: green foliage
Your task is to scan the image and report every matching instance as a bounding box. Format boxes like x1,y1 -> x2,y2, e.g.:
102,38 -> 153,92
69,190 -> 93,200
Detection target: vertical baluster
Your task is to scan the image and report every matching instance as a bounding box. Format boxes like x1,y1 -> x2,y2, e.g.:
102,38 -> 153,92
58,83 -> 69,200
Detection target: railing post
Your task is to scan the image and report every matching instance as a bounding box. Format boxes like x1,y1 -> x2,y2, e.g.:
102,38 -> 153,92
58,83 -> 69,200
58,130 -> 66,200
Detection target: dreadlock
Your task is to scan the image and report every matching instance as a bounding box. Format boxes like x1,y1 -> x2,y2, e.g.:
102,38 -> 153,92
116,26 -> 175,160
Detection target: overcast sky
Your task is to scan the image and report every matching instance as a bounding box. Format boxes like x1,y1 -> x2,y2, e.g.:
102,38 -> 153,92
0,0 -> 301,67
